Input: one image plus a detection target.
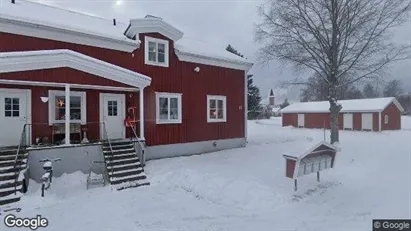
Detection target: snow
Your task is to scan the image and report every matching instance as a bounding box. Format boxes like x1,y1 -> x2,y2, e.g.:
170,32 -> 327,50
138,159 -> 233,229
175,37 -> 252,65
0,0 -> 135,44
281,97 -> 402,113
1,117 -> 410,230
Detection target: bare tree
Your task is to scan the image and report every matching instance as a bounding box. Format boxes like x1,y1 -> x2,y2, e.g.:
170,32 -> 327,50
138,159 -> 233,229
255,0 -> 411,144
383,79 -> 404,98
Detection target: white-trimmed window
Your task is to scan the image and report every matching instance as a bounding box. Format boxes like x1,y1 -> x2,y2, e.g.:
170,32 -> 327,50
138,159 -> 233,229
145,36 -> 169,67
384,115 -> 389,124
207,95 -> 227,122
48,90 -> 87,125
156,92 -> 182,124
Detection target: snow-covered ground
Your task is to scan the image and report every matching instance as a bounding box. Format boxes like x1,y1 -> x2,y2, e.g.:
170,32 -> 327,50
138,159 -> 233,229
1,117 -> 410,231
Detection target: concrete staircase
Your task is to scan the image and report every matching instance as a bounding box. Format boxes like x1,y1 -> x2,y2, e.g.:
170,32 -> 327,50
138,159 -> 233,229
102,141 -> 149,190
0,147 -> 28,206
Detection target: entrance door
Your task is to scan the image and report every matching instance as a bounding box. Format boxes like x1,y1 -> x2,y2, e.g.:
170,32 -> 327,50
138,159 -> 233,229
100,93 -> 125,140
343,113 -> 353,130
0,89 -> 30,146
361,113 -> 373,131
297,114 -> 305,127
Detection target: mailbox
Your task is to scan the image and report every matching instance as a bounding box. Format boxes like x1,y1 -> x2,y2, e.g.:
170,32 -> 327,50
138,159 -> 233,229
283,141 -> 339,191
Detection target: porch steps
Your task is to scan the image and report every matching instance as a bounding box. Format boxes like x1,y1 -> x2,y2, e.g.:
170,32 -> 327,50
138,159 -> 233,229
102,141 -> 149,190
0,147 -> 28,206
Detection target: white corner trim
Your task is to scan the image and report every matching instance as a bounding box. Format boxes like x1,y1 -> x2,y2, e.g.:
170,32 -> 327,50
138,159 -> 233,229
144,36 -> 169,67
127,18 -> 184,41
48,90 -> 87,125
0,49 -> 152,88
207,95 -> 227,123
0,16 -> 139,52
155,92 -> 183,124
244,72 -> 248,141
175,49 -> 253,71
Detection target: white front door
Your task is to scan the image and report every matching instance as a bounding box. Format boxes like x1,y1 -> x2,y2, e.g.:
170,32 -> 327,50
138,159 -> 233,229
0,89 -> 30,146
343,113 -> 353,130
100,93 -> 125,140
361,113 -> 373,131
297,114 -> 305,127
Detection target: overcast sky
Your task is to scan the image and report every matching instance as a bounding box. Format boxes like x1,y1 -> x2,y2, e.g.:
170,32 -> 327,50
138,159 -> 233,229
33,0 -> 411,103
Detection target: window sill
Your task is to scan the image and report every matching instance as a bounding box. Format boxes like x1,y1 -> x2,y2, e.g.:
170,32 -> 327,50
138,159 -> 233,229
145,61 -> 169,67
207,119 -> 227,123
156,120 -> 182,125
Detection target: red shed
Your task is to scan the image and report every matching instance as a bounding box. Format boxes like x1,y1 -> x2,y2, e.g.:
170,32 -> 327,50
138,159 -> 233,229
281,97 -> 404,131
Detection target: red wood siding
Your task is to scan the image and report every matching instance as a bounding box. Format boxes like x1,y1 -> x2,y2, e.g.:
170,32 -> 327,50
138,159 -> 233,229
286,159 -> 296,178
353,113 -> 362,131
381,103 -> 401,130
373,112 -> 379,131
282,113 -> 297,127
0,32 -> 246,146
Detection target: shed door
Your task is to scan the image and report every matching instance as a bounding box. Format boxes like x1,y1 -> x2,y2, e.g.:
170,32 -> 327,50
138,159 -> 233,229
361,113 -> 373,131
297,114 -> 305,127
343,113 -> 353,130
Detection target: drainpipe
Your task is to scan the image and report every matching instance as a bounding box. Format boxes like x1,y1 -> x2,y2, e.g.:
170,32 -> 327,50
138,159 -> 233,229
65,84 -> 71,145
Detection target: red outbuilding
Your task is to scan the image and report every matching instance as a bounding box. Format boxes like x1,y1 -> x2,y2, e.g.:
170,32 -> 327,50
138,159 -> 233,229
281,97 -> 404,131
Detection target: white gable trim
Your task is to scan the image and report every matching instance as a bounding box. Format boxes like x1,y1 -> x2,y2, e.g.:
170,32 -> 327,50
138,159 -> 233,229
382,98 -> 405,113
175,49 -> 253,71
126,18 -> 184,41
0,49 -> 151,88
0,16 -> 138,52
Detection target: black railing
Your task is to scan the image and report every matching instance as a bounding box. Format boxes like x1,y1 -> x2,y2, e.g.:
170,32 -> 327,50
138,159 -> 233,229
13,124 -> 29,194
130,125 -> 146,167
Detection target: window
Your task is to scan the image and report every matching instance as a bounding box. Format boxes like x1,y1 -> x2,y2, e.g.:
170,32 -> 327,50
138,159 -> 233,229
384,115 -> 389,124
49,90 -> 86,125
145,36 -> 169,67
4,97 -> 19,117
207,95 -> 227,122
108,101 -> 118,116
156,92 -> 182,124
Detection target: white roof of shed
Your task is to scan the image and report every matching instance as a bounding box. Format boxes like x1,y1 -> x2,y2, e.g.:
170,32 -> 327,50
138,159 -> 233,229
280,97 -> 404,113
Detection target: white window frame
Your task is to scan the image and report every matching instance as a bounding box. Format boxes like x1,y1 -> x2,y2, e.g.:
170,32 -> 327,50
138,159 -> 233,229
207,95 -> 227,123
384,115 -> 389,124
155,92 -> 182,124
48,90 -> 87,125
144,36 -> 169,67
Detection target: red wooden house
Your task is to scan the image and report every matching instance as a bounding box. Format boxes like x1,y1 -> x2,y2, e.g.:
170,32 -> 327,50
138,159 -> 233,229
281,97 -> 404,131
0,0 -> 252,203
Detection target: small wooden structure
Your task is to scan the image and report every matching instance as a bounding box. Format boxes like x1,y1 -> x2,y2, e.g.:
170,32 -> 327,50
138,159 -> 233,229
283,141 -> 339,191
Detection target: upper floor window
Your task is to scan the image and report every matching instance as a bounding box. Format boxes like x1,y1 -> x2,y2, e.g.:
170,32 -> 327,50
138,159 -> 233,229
145,36 -> 169,67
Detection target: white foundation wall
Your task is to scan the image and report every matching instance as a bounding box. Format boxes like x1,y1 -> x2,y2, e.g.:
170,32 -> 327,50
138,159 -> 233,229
145,138 -> 247,160
27,145 -> 104,182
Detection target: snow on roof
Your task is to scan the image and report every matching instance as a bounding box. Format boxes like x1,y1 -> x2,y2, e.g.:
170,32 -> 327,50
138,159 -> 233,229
281,97 -> 404,113
175,37 -> 252,65
283,140 -> 338,159
0,0 -> 135,43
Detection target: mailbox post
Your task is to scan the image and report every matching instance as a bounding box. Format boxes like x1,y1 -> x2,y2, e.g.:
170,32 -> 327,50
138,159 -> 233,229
283,141 -> 339,191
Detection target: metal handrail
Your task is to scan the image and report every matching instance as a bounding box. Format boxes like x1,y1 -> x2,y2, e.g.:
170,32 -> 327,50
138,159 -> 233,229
130,125 -> 146,167
101,122 -> 114,177
13,124 -> 29,194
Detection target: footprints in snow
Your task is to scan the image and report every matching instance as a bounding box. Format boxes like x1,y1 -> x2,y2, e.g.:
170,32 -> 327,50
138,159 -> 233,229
291,181 -> 342,202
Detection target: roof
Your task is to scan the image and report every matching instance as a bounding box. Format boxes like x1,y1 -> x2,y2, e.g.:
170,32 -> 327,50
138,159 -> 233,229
0,0 -> 134,43
280,97 -> 404,113
0,0 -> 253,70
283,140 -> 338,159
0,49 -> 152,88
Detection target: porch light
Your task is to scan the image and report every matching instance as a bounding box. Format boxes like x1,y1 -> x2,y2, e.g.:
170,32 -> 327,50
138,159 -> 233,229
40,97 -> 49,103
